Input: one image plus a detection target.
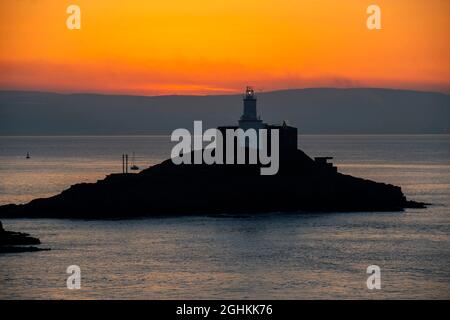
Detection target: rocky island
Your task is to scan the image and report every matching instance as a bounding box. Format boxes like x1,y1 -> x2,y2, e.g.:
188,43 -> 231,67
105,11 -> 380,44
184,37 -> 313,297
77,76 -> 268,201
0,147 -> 425,219
0,87 -> 426,219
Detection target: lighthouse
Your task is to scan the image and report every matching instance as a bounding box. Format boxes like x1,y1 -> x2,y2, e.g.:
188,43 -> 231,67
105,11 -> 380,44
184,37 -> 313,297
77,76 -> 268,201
238,86 -> 264,131
217,86 -> 298,158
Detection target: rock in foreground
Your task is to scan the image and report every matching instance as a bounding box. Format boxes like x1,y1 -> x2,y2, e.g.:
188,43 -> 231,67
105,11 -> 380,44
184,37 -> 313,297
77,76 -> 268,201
0,220 -> 49,253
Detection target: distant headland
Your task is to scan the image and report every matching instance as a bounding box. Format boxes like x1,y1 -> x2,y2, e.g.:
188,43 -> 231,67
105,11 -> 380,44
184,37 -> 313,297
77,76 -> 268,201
0,88 -> 449,135
0,87 -> 426,219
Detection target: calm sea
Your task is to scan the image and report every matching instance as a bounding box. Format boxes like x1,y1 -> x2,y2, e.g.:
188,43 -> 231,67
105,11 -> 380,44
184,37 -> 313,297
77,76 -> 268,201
0,135 -> 449,299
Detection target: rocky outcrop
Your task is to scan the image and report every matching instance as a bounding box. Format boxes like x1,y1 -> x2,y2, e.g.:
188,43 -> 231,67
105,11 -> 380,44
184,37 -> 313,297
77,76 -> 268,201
0,220 -> 48,253
0,149 -> 426,219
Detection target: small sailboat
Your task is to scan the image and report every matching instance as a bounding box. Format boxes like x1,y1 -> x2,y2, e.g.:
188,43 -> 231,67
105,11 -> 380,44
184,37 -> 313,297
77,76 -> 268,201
130,152 -> 139,171
26,152 -> 30,159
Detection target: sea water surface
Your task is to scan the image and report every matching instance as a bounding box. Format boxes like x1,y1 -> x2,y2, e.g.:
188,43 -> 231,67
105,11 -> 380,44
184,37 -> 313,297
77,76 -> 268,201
0,135 -> 449,299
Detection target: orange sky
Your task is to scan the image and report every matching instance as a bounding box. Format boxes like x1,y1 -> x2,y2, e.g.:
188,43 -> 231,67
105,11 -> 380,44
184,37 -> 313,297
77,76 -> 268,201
0,0 -> 449,95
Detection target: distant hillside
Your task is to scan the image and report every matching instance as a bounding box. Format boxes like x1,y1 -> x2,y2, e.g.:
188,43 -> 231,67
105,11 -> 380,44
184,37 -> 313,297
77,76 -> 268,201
0,88 -> 449,135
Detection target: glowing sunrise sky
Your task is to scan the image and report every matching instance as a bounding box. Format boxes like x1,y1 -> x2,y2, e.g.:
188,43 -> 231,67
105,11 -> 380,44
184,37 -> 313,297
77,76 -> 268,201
0,0 -> 449,95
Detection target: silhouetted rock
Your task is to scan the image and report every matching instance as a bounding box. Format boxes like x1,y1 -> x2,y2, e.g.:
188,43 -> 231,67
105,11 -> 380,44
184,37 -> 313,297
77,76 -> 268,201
0,149 -> 426,219
0,220 -> 48,253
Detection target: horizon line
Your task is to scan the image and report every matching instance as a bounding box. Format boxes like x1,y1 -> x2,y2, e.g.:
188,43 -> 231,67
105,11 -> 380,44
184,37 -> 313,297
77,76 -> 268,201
1,86 -> 449,98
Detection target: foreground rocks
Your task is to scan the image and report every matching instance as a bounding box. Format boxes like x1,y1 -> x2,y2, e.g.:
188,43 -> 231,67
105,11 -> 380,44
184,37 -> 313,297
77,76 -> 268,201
0,221 -> 49,253
0,149 -> 426,219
